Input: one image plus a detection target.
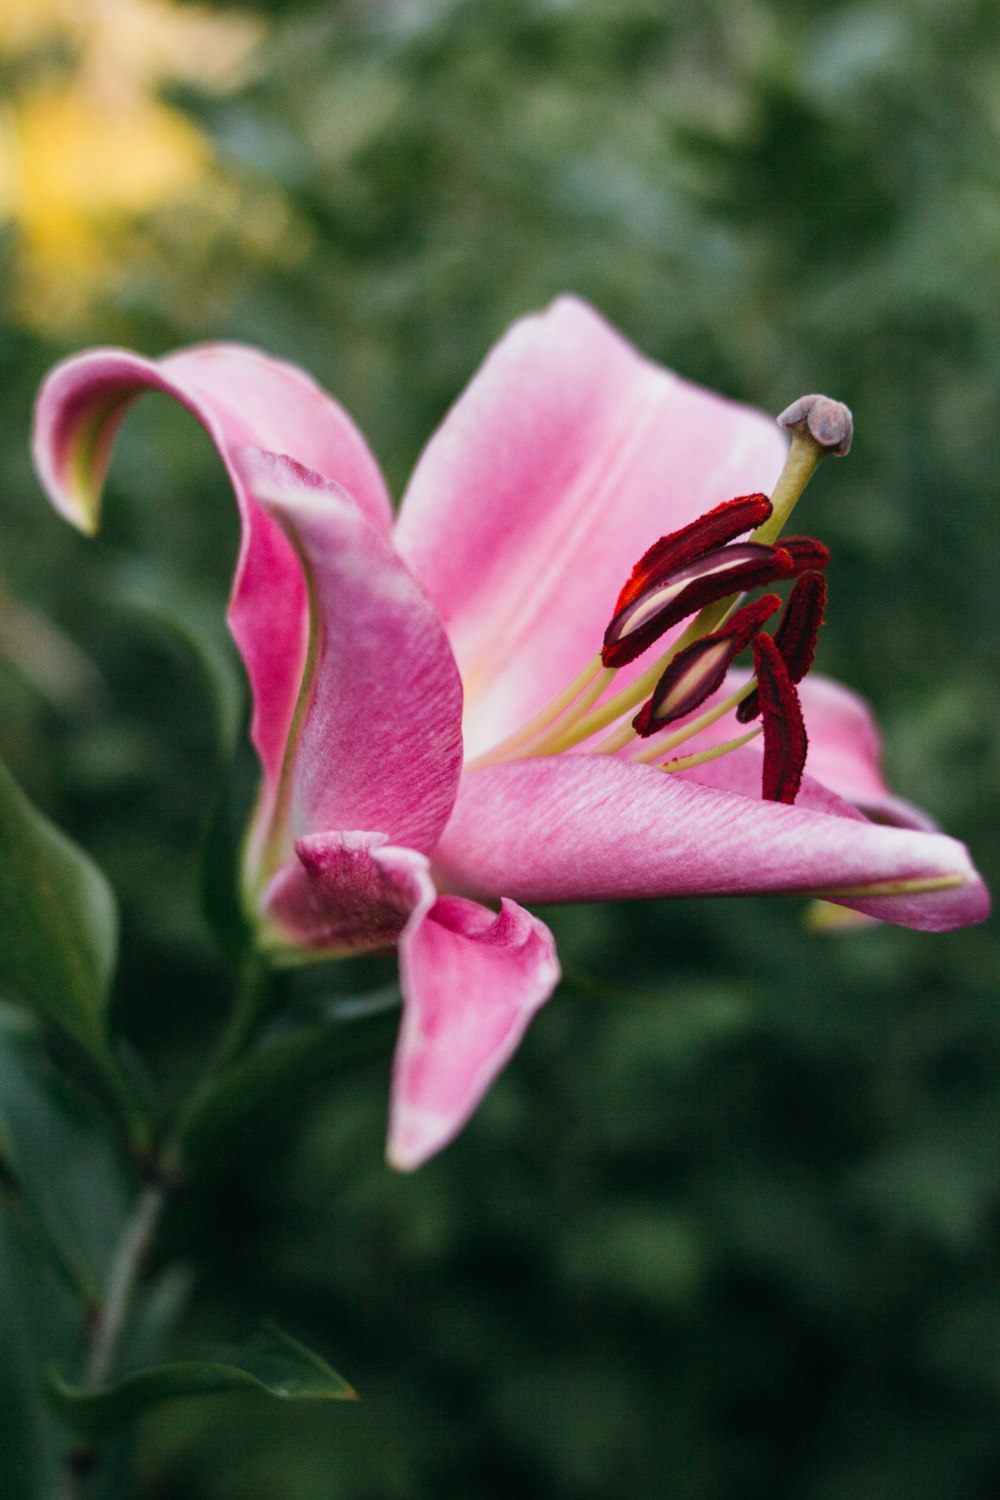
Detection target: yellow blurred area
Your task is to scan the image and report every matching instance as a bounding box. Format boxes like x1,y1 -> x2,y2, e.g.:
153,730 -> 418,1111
0,0 -> 261,91
0,0 -> 293,330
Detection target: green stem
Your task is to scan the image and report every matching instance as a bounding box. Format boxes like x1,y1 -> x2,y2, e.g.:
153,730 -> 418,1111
60,1182 -> 167,1500
82,1185 -> 165,1392
59,953 -> 271,1496
213,952 -> 274,1071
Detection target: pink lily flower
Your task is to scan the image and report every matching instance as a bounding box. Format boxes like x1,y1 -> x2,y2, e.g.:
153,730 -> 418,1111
33,298 -> 989,1169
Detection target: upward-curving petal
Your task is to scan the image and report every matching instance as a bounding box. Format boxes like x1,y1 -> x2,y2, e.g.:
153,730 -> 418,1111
394,296 -> 787,759
434,756 -> 989,932
238,450 -> 464,869
32,345 -> 393,836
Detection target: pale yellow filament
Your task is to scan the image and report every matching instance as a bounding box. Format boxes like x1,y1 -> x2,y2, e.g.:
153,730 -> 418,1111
472,421 -> 830,770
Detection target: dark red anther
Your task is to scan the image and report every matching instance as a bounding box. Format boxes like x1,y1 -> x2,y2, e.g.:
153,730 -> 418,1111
720,591 -> 784,654
778,535 -> 831,574
602,541 -> 794,669
737,571 -> 827,724
632,594 -> 781,736
613,493 -> 773,615
752,632 -> 808,804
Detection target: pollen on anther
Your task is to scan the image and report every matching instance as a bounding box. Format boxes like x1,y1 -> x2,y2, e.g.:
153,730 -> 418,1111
603,541 -> 793,669
613,493 -> 773,615
752,632 -> 808,804
778,535 -> 831,575
738,571 -> 827,724
632,593 -> 781,737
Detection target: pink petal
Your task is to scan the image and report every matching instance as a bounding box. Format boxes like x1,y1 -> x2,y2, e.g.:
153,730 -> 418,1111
237,450 -> 464,866
665,741 -> 874,820
672,670 -> 938,831
394,296 -> 787,758
261,833 -> 434,953
32,345 -> 392,846
434,756 -> 989,932
795,674 -> 938,830
389,895 -> 560,1171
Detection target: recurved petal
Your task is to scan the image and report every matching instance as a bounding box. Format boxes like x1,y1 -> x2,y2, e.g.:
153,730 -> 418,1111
32,344 -> 393,836
261,833 -> 434,954
389,895 -> 560,1171
394,296 -> 787,759
434,756 -> 989,932
239,450 -> 464,864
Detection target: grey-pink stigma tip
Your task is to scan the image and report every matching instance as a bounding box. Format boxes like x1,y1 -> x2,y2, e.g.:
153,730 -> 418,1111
777,394 -> 853,458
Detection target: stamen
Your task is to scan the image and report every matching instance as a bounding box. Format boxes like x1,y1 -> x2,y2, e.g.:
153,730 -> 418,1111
778,536 -> 831,573
660,724 -> 763,773
466,654 -> 611,768
633,638 -> 732,735
613,492 -> 772,614
632,594 -> 780,736
752,632 -> 808,804
602,542 -> 792,669
737,571 -> 827,724
502,392 -> 851,765
629,678 -> 756,763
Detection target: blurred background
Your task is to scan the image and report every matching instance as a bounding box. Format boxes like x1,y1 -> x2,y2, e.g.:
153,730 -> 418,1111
2,0 -> 1000,1496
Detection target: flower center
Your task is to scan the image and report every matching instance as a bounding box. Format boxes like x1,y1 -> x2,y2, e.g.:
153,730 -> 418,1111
467,401 -> 845,804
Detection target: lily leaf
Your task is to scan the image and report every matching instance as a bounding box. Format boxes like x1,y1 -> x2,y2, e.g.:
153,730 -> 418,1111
0,1004 -> 136,1299
113,563 -> 254,955
0,1206 -> 79,1500
178,1001 -> 399,1164
112,563 -> 245,763
0,757 -> 117,1070
51,1322 -> 357,1440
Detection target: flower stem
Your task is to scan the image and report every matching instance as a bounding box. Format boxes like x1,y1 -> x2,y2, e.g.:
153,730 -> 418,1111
59,954 -> 272,1497
60,1181 -> 168,1499
83,1184 -> 166,1392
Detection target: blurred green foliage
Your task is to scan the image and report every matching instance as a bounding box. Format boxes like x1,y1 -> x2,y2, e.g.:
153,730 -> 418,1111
2,0 -> 1000,1496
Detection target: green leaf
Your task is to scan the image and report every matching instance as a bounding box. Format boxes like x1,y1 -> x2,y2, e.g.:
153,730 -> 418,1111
51,1322 -> 357,1440
0,1205 -> 79,1500
113,563 -> 253,955
177,1001 -> 398,1165
0,756 -> 117,1069
0,1004 -> 137,1299
112,564 -> 245,763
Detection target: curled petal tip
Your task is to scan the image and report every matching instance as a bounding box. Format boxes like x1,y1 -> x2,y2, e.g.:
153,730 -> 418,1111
33,362 -> 141,536
385,1110 -> 446,1172
778,394 -> 853,457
